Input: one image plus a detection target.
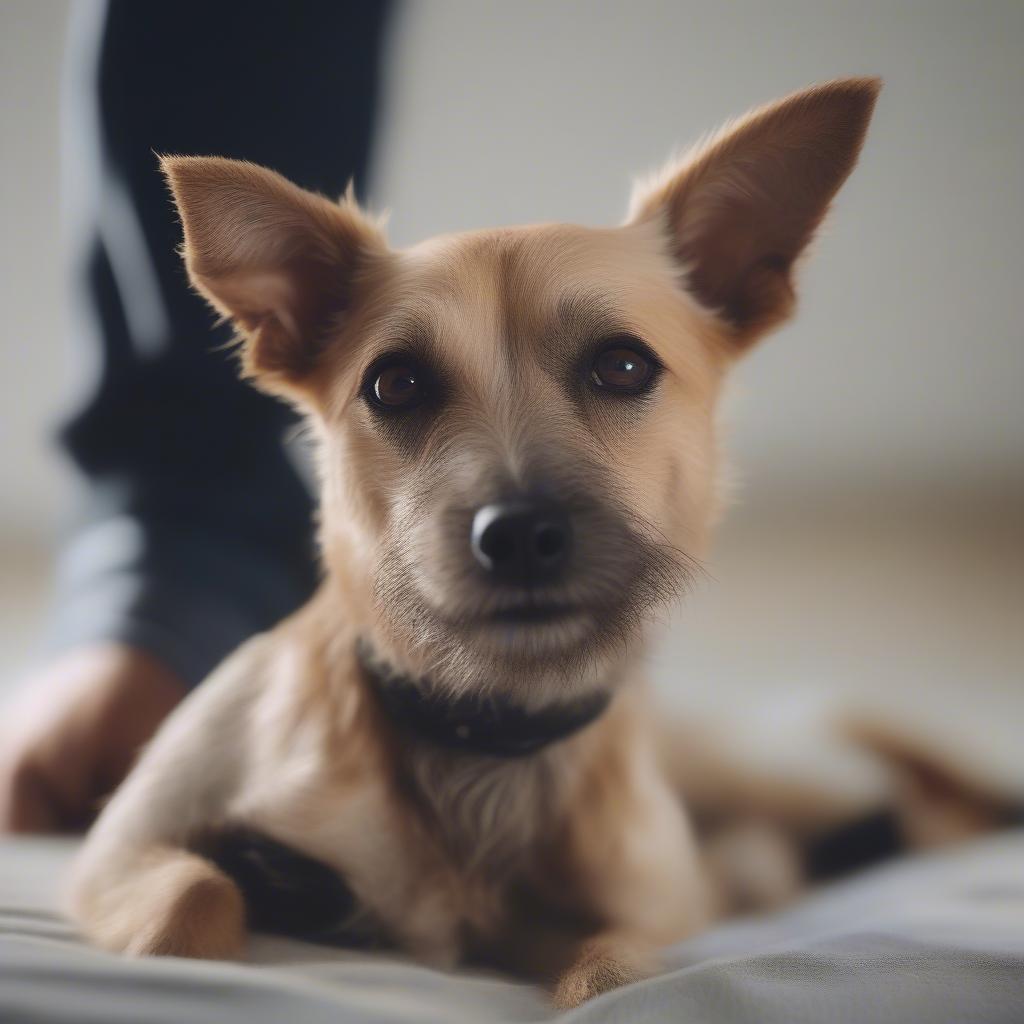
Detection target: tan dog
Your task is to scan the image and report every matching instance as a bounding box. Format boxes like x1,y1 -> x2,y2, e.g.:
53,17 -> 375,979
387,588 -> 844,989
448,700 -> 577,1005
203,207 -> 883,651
68,79 -> 880,1007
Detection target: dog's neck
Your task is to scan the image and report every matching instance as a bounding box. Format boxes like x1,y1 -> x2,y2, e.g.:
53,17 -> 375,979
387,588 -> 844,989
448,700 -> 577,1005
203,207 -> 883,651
356,641 -> 612,759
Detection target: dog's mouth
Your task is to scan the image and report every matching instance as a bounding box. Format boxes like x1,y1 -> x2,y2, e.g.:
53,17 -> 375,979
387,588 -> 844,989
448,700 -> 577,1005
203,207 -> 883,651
380,508 -> 690,665
485,602 -> 580,625
465,599 -> 597,656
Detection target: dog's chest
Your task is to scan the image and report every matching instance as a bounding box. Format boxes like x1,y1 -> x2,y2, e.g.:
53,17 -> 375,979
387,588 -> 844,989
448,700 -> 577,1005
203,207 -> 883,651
228,691 -> 578,953
406,746 -> 565,881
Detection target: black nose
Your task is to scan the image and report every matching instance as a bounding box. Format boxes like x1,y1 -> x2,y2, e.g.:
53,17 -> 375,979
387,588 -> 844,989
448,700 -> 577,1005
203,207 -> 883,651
471,501 -> 572,583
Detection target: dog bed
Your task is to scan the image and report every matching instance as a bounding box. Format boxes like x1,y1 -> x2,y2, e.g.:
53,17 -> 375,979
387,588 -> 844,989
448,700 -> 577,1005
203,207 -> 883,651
2,830 -> 1022,1023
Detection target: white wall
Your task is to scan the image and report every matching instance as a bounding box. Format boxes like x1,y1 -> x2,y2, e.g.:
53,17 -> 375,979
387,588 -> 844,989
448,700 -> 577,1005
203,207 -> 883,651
1,1 -> 1022,544
0,1 -> 69,542
374,0 -> 1024,496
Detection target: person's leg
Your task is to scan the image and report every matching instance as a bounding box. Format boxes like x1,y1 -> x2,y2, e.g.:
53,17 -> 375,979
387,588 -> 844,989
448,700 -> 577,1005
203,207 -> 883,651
54,0 -> 393,685
1,0 -> 394,832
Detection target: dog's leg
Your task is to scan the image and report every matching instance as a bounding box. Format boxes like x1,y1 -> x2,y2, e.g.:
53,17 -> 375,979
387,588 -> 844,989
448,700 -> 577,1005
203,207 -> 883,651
552,928 -> 658,1009
73,845 -> 245,958
68,639 -> 264,957
655,706 -> 899,911
551,736 -> 709,1008
237,787 -> 464,968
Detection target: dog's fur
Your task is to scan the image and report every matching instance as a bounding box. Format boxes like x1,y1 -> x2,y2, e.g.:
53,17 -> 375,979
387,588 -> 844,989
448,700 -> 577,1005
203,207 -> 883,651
69,79 -> 884,1006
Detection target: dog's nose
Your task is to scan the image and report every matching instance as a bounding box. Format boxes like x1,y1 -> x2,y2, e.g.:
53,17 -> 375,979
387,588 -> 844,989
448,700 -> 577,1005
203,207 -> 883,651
471,501 -> 572,583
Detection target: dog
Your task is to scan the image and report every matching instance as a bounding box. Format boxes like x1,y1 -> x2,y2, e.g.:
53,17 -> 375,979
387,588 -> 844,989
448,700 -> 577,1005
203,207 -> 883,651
69,78 -> 882,1007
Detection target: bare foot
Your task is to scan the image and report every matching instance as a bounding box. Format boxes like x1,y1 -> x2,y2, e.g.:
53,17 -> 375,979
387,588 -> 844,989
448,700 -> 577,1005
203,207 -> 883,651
0,645 -> 185,833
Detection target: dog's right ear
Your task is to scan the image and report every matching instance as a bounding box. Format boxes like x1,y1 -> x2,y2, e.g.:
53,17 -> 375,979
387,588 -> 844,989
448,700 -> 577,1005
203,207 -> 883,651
629,78 -> 880,349
161,156 -> 388,396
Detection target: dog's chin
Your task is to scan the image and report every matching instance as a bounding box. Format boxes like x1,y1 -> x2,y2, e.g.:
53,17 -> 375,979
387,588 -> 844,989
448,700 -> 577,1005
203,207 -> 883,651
370,592 -> 646,707
373,547 -> 682,695
418,595 -> 637,682
465,604 -> 598,658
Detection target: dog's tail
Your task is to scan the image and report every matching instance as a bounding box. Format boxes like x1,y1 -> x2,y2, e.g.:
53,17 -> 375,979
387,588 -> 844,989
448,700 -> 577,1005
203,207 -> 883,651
839,712 -> 1023,849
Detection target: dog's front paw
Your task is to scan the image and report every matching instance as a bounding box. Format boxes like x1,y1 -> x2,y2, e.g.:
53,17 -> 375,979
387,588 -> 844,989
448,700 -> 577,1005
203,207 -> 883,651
552,934 -> 654,1009
74,848 -> 246,960
124,860 -> 246,959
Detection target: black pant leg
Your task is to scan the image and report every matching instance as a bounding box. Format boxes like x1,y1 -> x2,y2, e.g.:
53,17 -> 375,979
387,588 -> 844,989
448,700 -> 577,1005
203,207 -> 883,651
49,0 -> 394,684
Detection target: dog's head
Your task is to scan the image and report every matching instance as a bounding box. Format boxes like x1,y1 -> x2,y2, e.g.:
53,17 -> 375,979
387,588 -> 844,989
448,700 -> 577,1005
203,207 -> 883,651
164,78 -> 878,703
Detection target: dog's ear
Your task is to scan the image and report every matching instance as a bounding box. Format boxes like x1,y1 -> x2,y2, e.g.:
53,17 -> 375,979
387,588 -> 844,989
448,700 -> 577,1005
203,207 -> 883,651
629,77 -> 880,348
161,156 -> 387,394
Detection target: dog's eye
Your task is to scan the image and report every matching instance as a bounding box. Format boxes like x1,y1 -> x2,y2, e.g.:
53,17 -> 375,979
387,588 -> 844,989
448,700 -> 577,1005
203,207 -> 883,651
590,342 -> 657,394
365,357 -> 427,411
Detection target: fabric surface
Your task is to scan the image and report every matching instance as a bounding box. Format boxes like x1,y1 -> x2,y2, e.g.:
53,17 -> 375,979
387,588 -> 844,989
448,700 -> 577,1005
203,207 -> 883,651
2,831 -> 1022,1023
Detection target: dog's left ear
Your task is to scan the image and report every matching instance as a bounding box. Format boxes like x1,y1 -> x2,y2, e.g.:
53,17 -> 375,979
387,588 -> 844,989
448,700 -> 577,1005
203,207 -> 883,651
161,155 -> 388,397
630,77 -> 880,348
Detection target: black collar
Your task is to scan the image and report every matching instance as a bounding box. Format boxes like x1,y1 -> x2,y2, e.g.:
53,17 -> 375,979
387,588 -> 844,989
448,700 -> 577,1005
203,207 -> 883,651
358,643 -> 611,759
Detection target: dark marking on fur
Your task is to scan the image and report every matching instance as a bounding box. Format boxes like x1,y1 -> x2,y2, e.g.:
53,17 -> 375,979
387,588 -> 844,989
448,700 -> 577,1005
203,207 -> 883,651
803,810 -> 904,881
196,826 -> 380,946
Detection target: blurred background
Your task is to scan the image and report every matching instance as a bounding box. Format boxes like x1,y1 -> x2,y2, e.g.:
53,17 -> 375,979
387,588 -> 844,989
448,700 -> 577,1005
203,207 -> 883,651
1,2 -> 1021,784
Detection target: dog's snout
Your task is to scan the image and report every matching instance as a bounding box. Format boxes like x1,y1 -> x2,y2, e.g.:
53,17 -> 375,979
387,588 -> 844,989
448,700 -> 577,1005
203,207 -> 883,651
471,501 -> 571,583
